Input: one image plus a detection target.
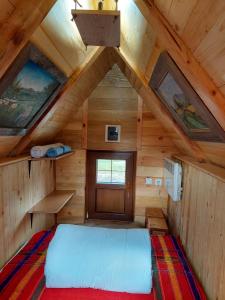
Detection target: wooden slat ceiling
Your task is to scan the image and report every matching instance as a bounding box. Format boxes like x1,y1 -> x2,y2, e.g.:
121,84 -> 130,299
1,0 -> 225,167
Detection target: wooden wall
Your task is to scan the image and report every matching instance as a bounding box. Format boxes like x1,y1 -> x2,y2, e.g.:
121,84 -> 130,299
56,151 -> 86,224
87,65 -> 138,151
168,162 -> 225,300
0,160 -> 55,268
135,103 -> 179,225
54,64 -> 180,225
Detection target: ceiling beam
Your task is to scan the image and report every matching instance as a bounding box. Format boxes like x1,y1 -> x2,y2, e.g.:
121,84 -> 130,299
11,47 -> 108,156
0,0 -> 56,80
134,0 -> 225,131
111,48 -> 205,161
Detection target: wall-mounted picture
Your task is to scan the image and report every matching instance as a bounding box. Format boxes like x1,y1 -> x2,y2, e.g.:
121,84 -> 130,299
150,52 -> 225,142
105,125 -> 121,142
0,43 -> 67,136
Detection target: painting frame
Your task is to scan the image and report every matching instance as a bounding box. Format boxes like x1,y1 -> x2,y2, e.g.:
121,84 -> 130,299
149,52 -> 225,142
0,42 -> 67,136
105,125 -> 121,143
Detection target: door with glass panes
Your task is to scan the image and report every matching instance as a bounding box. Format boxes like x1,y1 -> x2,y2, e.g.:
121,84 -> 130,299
86,151 -> 136,221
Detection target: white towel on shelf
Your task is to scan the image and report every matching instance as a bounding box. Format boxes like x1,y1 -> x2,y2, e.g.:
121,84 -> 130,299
30,143 -> 63,158
45,224 -> 152,294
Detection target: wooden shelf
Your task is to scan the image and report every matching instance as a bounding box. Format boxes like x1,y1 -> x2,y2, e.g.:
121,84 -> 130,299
0,155 -> 31,168
28,190 -> 76,227
174,155 -> 225,183
29,151 -> 74,161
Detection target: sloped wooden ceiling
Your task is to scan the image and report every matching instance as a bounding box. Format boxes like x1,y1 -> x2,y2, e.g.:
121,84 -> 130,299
1,0 -> 225,167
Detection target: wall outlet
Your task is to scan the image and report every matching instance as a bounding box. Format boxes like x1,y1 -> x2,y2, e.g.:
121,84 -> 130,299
155,178 -> 162,186
145,177 -> 153,185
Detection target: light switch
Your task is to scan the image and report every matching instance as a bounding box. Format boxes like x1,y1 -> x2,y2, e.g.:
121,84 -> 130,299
155,178 -> 162,186
145,177 -> 153,185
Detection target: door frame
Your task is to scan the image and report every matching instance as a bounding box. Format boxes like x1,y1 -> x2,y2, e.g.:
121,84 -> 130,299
85,150 -> 137,221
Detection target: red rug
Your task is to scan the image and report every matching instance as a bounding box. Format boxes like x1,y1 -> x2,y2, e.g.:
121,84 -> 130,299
0,230 -> 206,300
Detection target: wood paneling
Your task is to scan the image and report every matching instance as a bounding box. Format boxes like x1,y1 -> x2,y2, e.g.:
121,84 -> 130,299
168,162 -> 225,300
87,65 -> 138,151
56,151 -> 86,224
135,103 -> 179,225
0,160 -> 55,268
0,0 -> 56,79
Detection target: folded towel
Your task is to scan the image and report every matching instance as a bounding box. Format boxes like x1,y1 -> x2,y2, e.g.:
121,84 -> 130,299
31,143 -> 63,158
46,146 -> 64,158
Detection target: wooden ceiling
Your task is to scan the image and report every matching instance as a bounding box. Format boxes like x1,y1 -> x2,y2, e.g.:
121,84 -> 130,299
1,0 -> 225,167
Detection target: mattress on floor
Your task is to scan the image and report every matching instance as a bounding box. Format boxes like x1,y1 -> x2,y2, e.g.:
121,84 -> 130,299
0,229 -> 207,300
45,224 -> 152,293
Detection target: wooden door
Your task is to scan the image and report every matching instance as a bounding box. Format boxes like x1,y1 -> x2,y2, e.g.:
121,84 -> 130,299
86,151 -> 136,221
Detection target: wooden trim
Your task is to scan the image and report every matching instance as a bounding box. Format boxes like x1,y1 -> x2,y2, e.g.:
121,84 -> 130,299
137,96 -> 143,150
0,155 -> 30,168
174,154 -> 225,183
71,10 -> 120,16
82,99 -> 88,149
134,0 -> 225,131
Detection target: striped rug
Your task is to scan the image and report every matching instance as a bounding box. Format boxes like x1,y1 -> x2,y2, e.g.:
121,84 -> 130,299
0,230 -> 206,300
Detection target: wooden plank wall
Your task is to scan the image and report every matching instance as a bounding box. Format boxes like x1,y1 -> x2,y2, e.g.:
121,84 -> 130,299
168,163 -> 225,300
56,151 -> 86,224
135,103 -> 179,225
54,65 -> 180,224
87,65 -> 138,151
54,106 -> 86,224
0,160 -> 55,268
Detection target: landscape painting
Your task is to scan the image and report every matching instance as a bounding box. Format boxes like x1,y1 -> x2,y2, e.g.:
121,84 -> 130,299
0,59 -> 59,129
150,52 -> 225,142
158,73 -> 209,132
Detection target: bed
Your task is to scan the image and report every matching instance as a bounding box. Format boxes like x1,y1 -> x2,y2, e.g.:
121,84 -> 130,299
0,229 -> 207,300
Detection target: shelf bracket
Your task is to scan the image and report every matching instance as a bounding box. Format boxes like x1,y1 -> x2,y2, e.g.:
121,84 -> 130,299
28,160 -> 32,178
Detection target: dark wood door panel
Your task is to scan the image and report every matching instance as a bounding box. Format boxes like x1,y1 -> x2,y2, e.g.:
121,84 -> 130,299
96,188 -> 125,213
86,151 -> 136,221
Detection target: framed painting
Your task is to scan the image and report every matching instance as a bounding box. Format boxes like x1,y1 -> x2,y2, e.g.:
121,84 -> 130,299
105,125 -> 121,142
149,52 -> 225,142
0,43 -> 67,136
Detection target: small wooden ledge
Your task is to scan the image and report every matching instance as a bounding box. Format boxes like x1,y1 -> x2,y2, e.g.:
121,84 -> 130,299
29,151 -> 74,161
174,155 -> 225,183
28,190 -> 75,227
0,155 -> 31,168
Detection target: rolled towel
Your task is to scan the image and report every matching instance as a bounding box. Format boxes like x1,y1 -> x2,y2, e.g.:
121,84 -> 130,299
61,145 -> 72,154
31,143 -> 63,158
46,146 -> 64,158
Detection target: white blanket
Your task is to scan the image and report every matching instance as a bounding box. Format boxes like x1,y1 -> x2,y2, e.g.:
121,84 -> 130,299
45,224 -> 152,294
30,143 -> 63,158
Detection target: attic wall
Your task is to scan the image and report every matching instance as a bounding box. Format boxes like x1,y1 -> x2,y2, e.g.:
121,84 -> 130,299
54,65 -> 180,225
87,66 -> 138,151
168,163 -> 225,300
0,160 -> 55,268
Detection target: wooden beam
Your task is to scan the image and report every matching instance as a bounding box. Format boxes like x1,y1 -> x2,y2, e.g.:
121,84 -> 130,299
0,0 -> 56,79
134,0 -> 225,131
112,48 -> 205,161
11,47 -> 106,156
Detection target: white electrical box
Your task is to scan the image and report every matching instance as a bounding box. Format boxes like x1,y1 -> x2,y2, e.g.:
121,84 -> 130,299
164,158 -> 182,201
145,177 -> 153,185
